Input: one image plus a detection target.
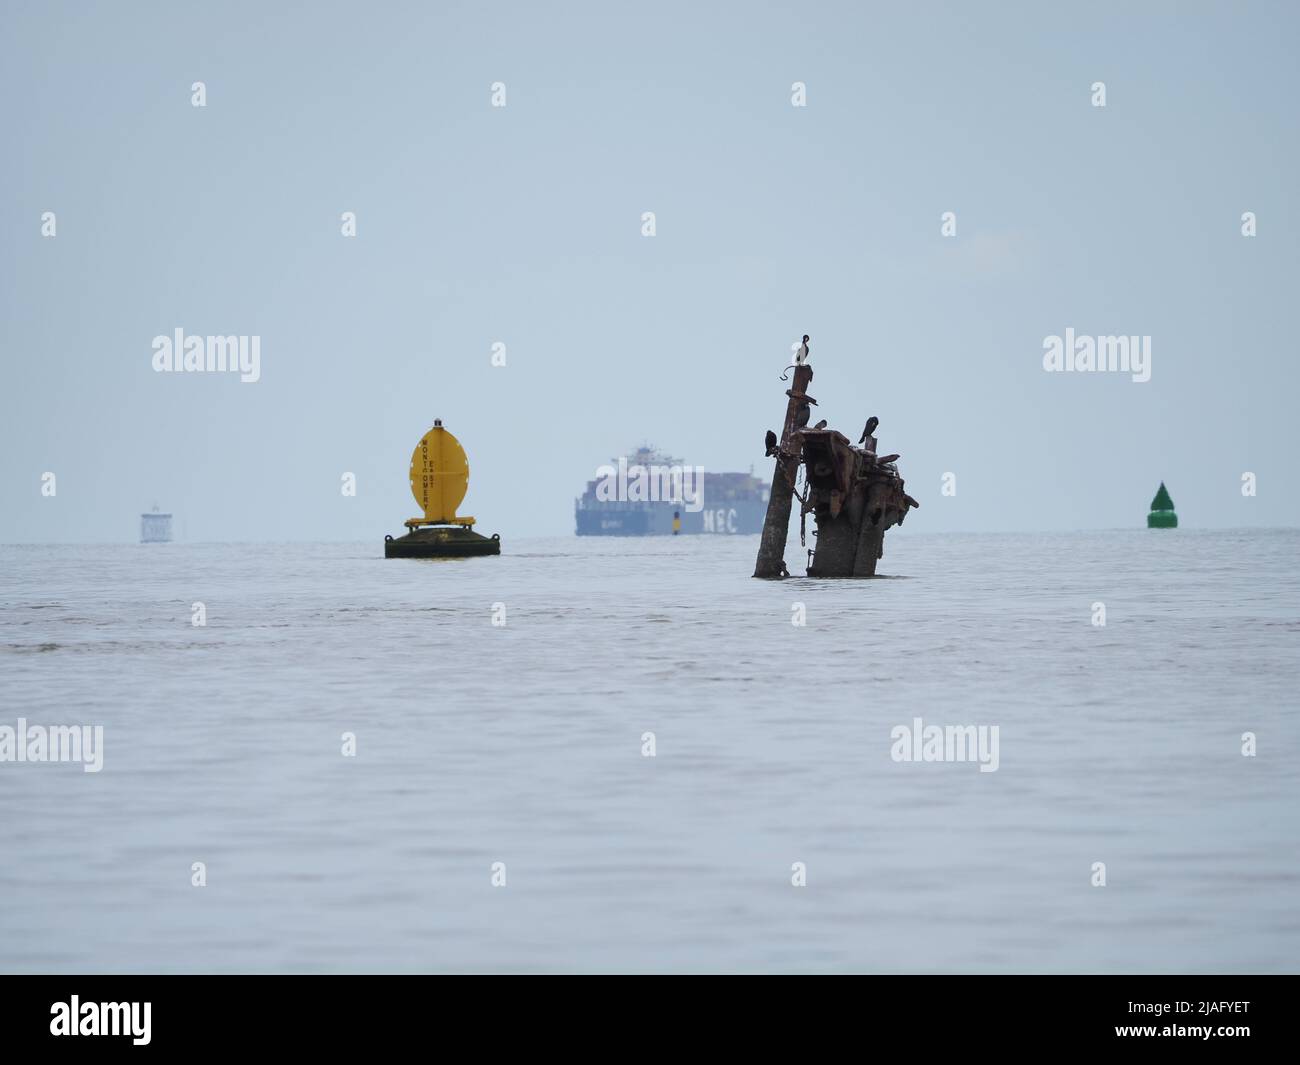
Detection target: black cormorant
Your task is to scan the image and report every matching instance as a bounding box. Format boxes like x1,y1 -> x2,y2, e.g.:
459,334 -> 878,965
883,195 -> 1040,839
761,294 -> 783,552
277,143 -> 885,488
794,334 -> 810,366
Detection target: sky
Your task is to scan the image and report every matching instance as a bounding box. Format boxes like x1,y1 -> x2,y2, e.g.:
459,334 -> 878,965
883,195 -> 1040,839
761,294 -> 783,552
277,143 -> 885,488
1,0 -> 1297,542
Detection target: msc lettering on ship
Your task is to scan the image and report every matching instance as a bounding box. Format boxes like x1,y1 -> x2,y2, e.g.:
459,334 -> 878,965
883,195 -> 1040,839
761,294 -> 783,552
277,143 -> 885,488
703,508 -> 739,533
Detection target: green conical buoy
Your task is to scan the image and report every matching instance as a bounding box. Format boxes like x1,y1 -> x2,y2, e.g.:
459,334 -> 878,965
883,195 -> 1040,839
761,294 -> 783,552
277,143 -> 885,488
1147,481 -> 1177,528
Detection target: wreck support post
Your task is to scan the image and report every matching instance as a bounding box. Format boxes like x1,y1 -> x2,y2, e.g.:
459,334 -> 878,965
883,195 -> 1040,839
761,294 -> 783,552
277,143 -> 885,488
851,520 -> 884,577
754,364 -> 813,578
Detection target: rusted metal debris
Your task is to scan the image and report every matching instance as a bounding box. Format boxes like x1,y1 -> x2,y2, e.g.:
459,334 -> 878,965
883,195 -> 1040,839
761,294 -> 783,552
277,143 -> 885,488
753,360 -> 918,578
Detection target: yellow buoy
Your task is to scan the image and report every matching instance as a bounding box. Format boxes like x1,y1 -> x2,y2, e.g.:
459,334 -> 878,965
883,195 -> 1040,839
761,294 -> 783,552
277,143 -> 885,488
406,419 -> 475,528
385,418 -> 500,558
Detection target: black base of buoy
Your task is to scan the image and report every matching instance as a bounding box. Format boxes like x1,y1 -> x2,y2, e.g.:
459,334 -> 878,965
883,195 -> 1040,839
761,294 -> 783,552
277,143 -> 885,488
384,526 -> 501,558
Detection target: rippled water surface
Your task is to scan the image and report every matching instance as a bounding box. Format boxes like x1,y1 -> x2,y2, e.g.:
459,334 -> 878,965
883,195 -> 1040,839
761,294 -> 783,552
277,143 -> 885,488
1,530 -> 1297,973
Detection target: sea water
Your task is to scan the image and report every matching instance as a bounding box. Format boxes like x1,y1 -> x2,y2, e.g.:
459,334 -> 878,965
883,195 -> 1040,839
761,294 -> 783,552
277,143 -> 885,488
1,530 -> 1297,973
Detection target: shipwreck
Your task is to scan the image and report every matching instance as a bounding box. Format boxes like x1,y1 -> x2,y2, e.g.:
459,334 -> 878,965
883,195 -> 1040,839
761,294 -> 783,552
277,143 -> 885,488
754,356 -> 917,578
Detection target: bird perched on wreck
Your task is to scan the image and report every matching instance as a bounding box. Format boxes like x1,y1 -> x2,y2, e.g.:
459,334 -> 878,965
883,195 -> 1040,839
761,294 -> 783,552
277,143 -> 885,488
794,335 -> 810,365
859,416 -> 879,444
812,419 -> 827,430
764,429 -> 778,456
794,402 -> 811,430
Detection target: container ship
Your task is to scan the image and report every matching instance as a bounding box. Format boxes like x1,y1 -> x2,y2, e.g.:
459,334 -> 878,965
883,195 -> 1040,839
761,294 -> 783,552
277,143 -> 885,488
140,506 -> 173,543
575,446 -> 769,536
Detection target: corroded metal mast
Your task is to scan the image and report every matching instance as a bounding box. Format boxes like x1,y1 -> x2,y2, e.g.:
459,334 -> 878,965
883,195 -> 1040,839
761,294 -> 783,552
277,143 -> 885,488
753,364 -> 814,578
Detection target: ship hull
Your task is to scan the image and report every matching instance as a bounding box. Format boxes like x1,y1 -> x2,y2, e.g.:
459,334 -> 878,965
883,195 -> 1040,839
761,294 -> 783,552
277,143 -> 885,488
575,500 -> 767,536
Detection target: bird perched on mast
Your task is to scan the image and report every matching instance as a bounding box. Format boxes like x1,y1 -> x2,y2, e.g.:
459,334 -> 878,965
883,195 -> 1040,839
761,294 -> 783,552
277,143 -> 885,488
794,334 -> 810,366
764,429 -> 778,457
858,416 -> 879,444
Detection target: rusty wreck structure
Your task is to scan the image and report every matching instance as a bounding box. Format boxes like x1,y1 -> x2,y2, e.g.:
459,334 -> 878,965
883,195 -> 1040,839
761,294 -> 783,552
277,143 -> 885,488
754,361 -> 918,578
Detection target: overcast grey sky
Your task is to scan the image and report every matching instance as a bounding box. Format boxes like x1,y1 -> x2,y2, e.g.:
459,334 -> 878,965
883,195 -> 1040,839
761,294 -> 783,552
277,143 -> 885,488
2,0 -> 1296,542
